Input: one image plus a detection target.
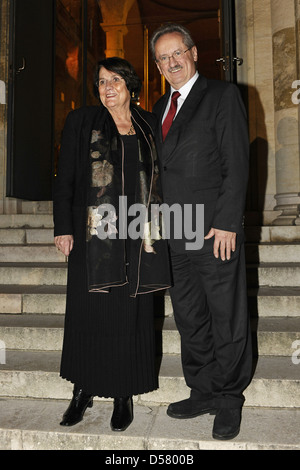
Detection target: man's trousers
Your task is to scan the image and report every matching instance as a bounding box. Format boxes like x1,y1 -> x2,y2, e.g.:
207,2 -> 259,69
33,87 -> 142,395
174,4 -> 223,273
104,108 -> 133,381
169,243 -> 253,409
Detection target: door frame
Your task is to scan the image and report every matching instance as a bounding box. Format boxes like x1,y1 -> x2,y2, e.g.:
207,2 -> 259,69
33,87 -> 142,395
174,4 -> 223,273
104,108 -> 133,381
219,0 -> 241,83
7,0 -> 56,200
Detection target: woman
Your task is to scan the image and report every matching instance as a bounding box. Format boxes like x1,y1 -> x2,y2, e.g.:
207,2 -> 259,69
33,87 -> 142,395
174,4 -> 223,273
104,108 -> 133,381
53,57 -> 171,432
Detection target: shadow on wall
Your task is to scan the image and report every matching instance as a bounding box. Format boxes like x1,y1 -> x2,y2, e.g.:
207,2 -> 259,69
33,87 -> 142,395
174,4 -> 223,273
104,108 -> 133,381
275,115 -> 299,216
242,84 -> 269,230
238,84 -> 269,362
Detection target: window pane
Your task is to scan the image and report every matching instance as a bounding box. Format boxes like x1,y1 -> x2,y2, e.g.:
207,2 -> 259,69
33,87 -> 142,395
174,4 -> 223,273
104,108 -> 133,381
55,0 -> 83,169
86,1 -> 105,106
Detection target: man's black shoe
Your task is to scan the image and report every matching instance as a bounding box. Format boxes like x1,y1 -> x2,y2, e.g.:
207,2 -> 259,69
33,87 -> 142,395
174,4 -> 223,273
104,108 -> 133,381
167,398 -> 216,419
212,408 -> 241,440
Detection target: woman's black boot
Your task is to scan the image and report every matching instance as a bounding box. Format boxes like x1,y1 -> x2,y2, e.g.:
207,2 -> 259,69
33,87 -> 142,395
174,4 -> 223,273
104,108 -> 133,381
60,386 -> 93,426
110,396 -> 133,431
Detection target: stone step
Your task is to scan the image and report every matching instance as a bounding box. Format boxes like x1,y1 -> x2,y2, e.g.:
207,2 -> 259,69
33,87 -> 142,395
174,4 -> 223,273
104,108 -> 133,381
1,284 -> 300,318
246,263 -> 300,287
0,245 -> 66,263
0,263 -> 67,286
251,317 -> 300,356
158,316 -> 300,357
0,228 -> 298,247
165,286 -> 300,318
0,352 -> 299,408
0,398 -> 299,450
245,225 -> 300,243
0,239 -> 299,266
0,285 -> 67,314
1,228 -> 299,249
0,222 -> 299,247
0,214 -> 53,229
1,218 -> 299,242
0,314 -> 299,357
0,314 -> 65,351
2,262 -> 300,288
247,286 -> 300,317
0,228 -> 54,245
0,285 -> 163,316
245,242 -> 300,263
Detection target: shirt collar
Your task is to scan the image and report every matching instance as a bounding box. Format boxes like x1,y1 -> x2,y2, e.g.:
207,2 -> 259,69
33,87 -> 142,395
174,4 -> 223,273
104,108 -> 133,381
170,71 -> 199,100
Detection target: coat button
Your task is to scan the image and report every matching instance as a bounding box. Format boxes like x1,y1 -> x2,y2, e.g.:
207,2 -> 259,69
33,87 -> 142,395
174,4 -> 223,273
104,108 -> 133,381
163,166 -> 167,171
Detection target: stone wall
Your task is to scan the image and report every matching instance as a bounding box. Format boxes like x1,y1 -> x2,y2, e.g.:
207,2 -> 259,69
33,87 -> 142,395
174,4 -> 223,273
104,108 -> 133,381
1,0 -> 300,223
236,0 -> 278,225
236,0 -> 300,226
272,0 -> 300,225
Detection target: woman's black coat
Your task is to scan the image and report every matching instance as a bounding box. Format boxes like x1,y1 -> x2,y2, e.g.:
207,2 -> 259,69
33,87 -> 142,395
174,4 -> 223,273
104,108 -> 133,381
53,104 -> 171,297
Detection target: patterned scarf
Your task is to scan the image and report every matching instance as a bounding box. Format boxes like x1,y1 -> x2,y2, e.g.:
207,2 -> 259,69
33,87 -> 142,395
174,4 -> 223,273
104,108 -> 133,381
86,107 -> 163,294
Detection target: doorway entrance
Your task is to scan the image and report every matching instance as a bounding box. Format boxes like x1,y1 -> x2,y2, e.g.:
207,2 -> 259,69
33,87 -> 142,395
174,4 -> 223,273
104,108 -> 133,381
7,0 -> 238,201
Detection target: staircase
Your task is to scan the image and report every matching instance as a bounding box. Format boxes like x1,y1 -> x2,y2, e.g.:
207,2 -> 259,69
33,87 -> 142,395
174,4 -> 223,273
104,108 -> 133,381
0,214 -> 299,450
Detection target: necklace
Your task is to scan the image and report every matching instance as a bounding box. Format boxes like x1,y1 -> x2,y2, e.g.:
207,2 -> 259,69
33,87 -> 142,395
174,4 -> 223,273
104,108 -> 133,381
126,123 -> 136,135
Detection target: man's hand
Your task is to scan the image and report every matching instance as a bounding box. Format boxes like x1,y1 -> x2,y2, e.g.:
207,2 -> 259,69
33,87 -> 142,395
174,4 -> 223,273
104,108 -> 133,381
54,235 -> 74,257
204,228 -> 236,261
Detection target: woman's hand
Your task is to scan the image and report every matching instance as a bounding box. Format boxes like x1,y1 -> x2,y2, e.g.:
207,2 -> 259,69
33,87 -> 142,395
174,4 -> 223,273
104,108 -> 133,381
54,235 -> 74,256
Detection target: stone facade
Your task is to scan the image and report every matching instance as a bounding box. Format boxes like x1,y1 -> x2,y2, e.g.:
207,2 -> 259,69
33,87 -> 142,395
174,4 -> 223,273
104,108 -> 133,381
236,0 -> 300,226
1,0 -> 300,226
99,0 -> 135,57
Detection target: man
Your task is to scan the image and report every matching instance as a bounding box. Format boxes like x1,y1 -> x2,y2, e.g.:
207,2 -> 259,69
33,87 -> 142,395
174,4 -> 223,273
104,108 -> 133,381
150,23 -> 252,440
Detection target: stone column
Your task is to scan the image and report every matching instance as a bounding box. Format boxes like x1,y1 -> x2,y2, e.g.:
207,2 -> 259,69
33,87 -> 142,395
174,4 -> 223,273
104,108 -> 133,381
0,0 -> 21,214
100,24 -> 128,58
272,0 -> 300,225
98,0 -> 135,58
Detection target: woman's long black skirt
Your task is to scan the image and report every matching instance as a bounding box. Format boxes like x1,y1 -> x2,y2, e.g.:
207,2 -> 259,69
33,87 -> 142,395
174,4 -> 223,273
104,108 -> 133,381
60,273 -> 157,398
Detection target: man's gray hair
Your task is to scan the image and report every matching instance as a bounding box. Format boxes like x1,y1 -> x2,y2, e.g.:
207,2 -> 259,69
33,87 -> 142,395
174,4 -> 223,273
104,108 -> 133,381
150,23 -> 195,60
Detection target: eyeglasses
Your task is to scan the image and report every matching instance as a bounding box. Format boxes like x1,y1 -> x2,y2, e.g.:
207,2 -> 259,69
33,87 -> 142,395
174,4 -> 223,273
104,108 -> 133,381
98,76 -> 124,87
155,47 -> 193,65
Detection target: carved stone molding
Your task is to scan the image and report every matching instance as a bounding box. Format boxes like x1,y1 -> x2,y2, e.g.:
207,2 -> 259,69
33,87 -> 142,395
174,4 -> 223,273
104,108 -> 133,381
98,0 -> 135,57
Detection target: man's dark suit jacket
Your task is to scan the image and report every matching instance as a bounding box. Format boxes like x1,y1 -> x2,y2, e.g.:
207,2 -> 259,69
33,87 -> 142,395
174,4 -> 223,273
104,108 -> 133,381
152,74 -> 249,253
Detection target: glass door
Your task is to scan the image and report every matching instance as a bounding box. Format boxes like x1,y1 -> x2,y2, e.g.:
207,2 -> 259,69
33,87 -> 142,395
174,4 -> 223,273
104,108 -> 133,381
54,0 -> 105,178
7,0 -> 55,200
7,0 -> 105,200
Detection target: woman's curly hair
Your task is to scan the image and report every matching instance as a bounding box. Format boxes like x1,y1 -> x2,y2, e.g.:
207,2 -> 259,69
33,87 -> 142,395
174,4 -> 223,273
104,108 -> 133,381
94,57 -> 142,100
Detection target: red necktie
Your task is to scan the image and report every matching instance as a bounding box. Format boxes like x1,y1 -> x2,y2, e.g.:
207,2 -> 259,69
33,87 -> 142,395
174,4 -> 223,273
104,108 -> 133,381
162,91 -> 180,141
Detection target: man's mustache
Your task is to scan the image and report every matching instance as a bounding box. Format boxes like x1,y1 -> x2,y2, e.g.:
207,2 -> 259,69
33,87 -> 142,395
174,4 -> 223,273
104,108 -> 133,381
168,65 -> 183,73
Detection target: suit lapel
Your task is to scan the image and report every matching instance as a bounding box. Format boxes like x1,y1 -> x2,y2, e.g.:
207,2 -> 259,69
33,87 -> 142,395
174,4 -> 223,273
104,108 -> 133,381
162,75 -> 208,162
